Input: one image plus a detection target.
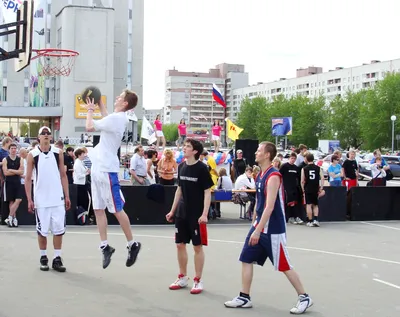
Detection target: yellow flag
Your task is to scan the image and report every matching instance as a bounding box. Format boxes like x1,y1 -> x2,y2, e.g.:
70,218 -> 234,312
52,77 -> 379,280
226,118 -> 244,141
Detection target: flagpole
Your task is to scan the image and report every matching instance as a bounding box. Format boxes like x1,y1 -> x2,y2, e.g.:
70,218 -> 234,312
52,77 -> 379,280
211,97 -> 214,150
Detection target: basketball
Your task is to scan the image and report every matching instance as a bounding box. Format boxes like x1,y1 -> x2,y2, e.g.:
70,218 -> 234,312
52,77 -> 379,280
81,86 -> 102,104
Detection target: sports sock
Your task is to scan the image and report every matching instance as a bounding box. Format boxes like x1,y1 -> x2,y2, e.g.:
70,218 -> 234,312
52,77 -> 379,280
100,240 -> 108,249
127,240 -> 136,248
313,216 -> 318,221
240,292 -> 250,299
54,249 -> 62,258
40,250 -> 47,257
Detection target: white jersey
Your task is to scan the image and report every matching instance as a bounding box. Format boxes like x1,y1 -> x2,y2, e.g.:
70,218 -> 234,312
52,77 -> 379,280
30,145 -> 64,208
92,111 -> 128,173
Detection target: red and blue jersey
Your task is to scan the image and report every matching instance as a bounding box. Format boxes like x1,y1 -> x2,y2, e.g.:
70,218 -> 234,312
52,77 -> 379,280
254,166 -> 286,235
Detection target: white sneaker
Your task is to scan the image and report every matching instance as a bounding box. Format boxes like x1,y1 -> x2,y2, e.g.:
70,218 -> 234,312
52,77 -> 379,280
288,217 -> 296,224
224,296 -> 253,308
169,274 -> 189,290
12,218 -> 18,227
313,220 -> 320,227
290,294 -> 313,314
306,222 -> 314,227
295,217 -> 304,225
190,277 -> 203,294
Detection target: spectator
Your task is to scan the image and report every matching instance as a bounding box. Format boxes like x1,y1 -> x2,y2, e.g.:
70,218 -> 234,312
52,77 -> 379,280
158,149 -> 177,186
370,156 -> 386,187
328,154 -> 342,187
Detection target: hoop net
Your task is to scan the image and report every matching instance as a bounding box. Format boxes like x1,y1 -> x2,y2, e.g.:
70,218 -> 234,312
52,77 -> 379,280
32,49 -> 79,77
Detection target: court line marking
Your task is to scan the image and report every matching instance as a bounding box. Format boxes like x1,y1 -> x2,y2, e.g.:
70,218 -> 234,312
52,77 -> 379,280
1,229 -> 400,266
361,222 -> 400,231
373,278 -> 400,290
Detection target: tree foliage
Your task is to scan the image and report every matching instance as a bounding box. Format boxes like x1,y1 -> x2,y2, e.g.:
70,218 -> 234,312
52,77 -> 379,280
163,123 -> 178,142
236,72 -> 400,151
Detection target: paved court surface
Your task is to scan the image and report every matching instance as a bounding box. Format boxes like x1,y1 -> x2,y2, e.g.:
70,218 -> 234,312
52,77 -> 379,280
0,221 -> 399,317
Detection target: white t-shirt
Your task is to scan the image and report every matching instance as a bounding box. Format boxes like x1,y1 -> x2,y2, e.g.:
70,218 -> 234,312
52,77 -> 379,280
92,112 -> 128,173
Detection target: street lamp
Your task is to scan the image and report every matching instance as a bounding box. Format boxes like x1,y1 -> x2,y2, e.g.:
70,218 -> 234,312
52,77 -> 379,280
391,115 -> 396,153
181,107 -> 188,121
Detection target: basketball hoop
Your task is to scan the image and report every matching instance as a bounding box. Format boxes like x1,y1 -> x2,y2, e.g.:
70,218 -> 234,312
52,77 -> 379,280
32,48 -> 79,77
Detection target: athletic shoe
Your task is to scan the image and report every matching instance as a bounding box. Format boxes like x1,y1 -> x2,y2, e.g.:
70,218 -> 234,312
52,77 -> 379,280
295,217 -> 304,225
290,294 -> 313,314
12,218 -> 18,227
306,222 -> 314,227
313,220 -> 320,227
52,256 -> 66,273
190,277 -> 203,294
102,245 -> 115,269
40,255 -> 49,271
224,296 -> 253,308
126,242 -> 141,267
288,217 -> 296,224
169,274 -> 189,290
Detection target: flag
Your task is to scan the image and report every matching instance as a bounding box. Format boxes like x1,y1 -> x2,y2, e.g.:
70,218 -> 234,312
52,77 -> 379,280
212,84 -> 226,108
141,117 -> 157,145
225,118 -> 243,141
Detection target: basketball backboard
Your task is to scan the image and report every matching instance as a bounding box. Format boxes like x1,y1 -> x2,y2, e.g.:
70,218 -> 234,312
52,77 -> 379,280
0,0 -> 33,72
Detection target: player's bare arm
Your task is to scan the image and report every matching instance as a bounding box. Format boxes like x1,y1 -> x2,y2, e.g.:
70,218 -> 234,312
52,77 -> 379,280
201,188 -> 211,220
167,186 -> 182,220
24,153 -> 34,212
300,169 -> 305,192
98,97 -> 108,117
84,97 -> 96,132
2,157 -> 13,176
58,149 -> 71,210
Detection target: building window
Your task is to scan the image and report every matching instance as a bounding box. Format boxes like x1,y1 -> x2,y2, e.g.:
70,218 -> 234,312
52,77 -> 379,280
2,86 -> 7,102
45,88 -> 50,102
127,62 -> 132,77
128,9 -> 132,19
47,4 -> 51,13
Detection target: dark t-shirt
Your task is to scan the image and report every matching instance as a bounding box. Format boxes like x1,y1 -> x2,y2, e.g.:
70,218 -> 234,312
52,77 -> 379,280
64,154 -> 74,184
234,158 -> 246,176
6,156 -> 21,184
280,163 -> 300,190
176,161 -> 214,220
303,164 -> 321,194
342,159 -> 358,180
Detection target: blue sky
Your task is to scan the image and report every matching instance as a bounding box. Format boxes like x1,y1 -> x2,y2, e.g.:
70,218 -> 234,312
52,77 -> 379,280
143,0 -> 400,109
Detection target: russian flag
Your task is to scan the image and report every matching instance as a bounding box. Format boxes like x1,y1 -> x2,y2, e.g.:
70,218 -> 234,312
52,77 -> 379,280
212,83 -> 226,108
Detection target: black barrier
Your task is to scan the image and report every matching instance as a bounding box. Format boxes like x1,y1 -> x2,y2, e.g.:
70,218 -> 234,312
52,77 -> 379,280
350,186 -> 400,221
317,186 -> 348,222
298,186 -> 347,222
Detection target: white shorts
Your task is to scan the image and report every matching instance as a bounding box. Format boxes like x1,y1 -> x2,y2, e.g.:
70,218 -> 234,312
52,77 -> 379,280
212,135 -> 220,141
35,205 -> 66,237
91,171 -> 125,213
156,130 -> 164,137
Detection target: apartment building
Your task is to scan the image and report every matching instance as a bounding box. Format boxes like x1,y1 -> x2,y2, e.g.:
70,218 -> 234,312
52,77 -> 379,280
144,108 -> 163,123
164,63 -> 248,140
0,0 -> 144,140
231,59 -> 400,117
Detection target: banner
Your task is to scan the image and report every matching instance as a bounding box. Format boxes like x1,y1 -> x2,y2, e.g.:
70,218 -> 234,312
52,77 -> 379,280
225,118 -> 243,141
141,117 -> 157,145
271,117 -> 292,136
75,94 -> 106,119
1,0 -> 40,24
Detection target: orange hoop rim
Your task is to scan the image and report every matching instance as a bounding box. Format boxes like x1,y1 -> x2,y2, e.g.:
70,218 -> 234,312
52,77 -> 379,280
31,48 -> 80,60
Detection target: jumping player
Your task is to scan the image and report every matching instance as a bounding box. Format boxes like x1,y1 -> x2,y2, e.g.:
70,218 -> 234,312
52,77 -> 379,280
2,143 -> 24,227
25,126 -> 71,272
301,153 -> 325,227
225,141 -> 313,314
166,138 -> 214,294
85,89 -> 141,269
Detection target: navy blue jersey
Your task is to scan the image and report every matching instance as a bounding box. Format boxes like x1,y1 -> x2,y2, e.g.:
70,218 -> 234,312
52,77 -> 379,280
254,166 -> 286,235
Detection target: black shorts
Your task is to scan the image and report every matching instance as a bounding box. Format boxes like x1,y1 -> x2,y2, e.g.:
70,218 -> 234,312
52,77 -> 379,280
305,192 -> 318,206
4,182 -> 23,202
174,217 -> 205,246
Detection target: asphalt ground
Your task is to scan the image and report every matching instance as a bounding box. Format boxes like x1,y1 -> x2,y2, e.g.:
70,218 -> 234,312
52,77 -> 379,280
0,219 -> 399,317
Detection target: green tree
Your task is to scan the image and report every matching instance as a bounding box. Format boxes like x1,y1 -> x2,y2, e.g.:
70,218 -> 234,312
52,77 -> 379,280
163,123 -> 178,142
20,122 -> 29,136
360,72 -> 400,150
236,97 -> 265,139
329,91 -> 364,149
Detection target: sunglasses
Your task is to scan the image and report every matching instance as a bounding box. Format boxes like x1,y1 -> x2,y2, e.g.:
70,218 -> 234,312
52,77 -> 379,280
40,132 -> 51,135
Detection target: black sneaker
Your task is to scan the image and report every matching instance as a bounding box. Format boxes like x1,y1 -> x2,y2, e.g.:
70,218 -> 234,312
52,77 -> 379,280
126,242 -> 141,267
40,256 -> 49,271
52,256 -> 66,272
102,245 -> 115,269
